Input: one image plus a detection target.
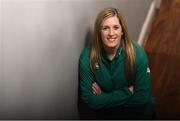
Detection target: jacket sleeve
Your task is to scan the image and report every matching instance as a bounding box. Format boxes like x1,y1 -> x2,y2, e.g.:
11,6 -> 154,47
79,58 -> 133,110
125,48 -> 154,106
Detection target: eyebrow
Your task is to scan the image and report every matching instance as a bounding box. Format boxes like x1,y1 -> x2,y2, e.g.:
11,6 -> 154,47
101,24 -> 120,27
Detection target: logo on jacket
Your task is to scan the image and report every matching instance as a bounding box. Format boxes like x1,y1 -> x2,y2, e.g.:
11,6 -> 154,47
147,67 -> 150,73
95,62 -> 100,69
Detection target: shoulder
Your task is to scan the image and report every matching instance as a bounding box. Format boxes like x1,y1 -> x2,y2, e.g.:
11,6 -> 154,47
79,46 -> 93,73
79,46 -> 91,64
132,41 -> 148,66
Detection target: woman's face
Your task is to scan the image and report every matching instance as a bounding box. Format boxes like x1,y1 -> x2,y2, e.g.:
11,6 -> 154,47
101,16 -> 123,50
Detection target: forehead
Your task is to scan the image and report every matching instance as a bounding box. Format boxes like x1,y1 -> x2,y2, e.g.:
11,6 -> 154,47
102,16 -> 120,26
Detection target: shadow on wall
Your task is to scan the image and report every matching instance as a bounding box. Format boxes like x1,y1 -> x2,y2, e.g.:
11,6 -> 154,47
84,29 -> 93,47
77,29 -> 98,119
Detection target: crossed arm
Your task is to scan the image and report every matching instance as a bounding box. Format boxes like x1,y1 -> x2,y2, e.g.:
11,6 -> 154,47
92,82 -> 134,95
79,49 -> 152,110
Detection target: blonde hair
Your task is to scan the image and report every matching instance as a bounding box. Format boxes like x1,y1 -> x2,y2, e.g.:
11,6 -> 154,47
90,7 -> 136,83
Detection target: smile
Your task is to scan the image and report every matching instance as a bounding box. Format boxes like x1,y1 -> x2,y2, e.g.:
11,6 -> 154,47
108,38 -> 116,42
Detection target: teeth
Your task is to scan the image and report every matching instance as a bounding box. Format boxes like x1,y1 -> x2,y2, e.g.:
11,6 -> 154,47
108,39 -> 115,41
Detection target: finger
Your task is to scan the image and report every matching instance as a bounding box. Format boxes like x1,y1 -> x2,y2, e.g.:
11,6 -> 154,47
92,90 -> 96,95
92,85 -> 99,95
92,83 -> 100,92
92,83 -> 101,94
128,85 -> 134,93
94,84 -> 101,94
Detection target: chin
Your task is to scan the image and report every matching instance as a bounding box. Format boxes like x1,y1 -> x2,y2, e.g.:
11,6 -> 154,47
106,44 -> 119,49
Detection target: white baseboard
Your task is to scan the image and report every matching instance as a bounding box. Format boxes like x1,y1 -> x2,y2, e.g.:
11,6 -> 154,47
138,1 -> 157,46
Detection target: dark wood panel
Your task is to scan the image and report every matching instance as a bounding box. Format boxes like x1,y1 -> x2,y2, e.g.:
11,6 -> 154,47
144,0 -> 180,119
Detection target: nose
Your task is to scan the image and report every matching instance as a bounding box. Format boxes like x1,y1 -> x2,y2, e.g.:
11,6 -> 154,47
109,28 -> 114,36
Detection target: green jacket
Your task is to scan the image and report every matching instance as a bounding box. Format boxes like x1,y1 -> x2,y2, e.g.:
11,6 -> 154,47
79,42 -> 154,114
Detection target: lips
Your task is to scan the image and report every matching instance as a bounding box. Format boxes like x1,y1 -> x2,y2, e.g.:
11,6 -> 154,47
107,38 -> 116,42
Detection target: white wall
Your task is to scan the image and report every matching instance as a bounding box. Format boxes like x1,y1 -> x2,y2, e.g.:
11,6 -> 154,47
0,0 -> 153,119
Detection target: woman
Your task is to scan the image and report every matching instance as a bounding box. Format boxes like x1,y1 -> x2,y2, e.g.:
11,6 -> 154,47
78,7 -> 155,119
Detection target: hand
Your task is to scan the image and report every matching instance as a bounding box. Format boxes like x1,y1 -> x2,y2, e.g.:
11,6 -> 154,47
92,82 -> 102,95
128,85 -> 134,94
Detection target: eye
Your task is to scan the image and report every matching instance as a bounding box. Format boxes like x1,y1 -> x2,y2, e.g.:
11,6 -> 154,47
114,25 -> 120,30
101,26 -> 109,31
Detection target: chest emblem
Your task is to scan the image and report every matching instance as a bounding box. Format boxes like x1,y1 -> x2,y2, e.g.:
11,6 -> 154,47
147,67 -> 150,73
95,62 -> 100,69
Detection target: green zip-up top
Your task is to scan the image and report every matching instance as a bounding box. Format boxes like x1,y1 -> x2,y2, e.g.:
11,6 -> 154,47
79,42 -> 154,110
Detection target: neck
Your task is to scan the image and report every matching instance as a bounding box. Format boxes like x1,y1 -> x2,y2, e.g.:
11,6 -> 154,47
104,46 -> 119,60
107,53 -> 116,60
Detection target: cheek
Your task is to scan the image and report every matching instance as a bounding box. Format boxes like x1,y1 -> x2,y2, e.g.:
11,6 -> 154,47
117,30 -> 123,35
101,32 -> 107,41
117,31 -> 123,38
